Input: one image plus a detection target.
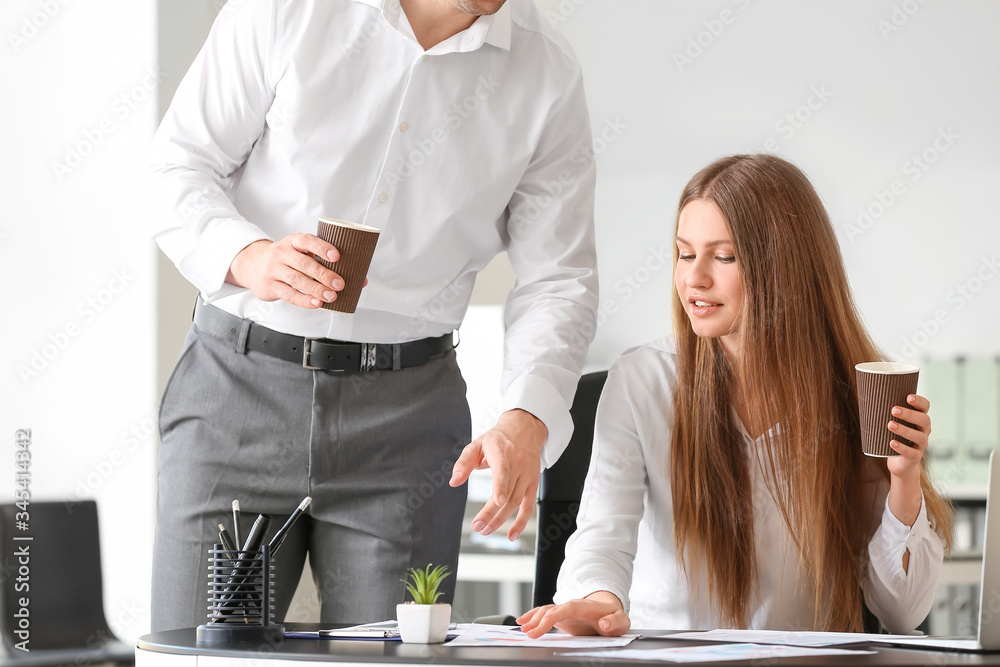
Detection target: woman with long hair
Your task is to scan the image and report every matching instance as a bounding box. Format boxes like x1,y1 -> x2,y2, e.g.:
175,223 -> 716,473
518,154 -> 952,635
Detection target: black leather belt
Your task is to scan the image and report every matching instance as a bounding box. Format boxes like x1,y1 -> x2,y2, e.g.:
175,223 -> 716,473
193,301 -> 455,372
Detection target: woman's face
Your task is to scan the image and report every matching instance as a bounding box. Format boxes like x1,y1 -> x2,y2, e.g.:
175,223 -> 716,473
674,199 -> 743,354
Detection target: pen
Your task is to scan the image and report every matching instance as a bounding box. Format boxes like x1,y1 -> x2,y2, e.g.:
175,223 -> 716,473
218,523 -> 237,553
268,496 -> 312,555
232,499 -> 241,551
319,628 -> 399,638
216,524 -> 247,620
316,623 -> 458,639
241,513 -> 271,553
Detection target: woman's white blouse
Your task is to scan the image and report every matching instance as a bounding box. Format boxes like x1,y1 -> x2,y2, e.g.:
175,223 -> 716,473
554,339 -> 944,633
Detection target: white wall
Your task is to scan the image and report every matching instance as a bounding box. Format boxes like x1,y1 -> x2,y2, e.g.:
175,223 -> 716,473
532,0 -> 1000,370
1,0 -> 159,641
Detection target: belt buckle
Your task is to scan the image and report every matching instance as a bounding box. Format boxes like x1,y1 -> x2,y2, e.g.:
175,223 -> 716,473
360,343 -> 377,372
302,338 -> 323,370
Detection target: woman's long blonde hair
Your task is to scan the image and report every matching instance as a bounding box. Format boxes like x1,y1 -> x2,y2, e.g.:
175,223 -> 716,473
669,154 -> 952,631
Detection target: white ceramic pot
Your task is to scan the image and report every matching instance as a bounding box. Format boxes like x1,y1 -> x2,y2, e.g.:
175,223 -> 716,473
396,603 -> 451,644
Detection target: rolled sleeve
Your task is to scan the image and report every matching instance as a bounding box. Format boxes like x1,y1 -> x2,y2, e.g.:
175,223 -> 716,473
863,494 -> 945,634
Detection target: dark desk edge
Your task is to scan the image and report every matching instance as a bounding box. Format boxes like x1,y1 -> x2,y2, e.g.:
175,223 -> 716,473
136,625 -> 1000,666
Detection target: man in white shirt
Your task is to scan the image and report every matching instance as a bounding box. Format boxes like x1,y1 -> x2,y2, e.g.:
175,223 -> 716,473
147,0 -> 598,630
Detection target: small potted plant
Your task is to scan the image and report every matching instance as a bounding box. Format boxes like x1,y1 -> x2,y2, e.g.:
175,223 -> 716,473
396,564 -> 452,644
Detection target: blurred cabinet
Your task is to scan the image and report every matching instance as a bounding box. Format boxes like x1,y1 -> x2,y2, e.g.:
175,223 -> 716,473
929,499 -> 988,636
923,356 -> 997,636
923,356 -> 999,487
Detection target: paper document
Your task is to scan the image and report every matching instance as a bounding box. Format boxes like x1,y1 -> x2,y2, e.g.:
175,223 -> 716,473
284,620 -> 465,640
445,623 -> 638,648
572,643 -> 875,663
664,628 -> 922,647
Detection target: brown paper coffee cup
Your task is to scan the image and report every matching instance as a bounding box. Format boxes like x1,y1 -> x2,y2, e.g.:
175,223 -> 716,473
316,217 -> 380,314
855,362 -> 919,457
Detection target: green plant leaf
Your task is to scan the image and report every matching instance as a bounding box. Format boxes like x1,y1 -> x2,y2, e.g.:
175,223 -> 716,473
401,563 -> 452,604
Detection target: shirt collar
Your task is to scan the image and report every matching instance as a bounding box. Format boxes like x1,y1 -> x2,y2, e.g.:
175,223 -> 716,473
350,0 -> 511,52
482,3 -> 511,51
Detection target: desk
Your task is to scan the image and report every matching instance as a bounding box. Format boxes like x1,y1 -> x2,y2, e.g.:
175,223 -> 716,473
138,625 -> 1000,667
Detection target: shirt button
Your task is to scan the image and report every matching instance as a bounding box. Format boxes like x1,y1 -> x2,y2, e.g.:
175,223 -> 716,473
378,193 -> 388,203
399,122 -> 408,132
422,54 -> 429,61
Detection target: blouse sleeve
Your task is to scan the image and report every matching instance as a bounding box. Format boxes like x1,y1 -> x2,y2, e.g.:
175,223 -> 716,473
552,359 -> 650,614
862,493 -> 945,634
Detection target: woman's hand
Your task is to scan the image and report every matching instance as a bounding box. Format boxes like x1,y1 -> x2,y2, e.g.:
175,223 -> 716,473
886,394 -> 931,482
885,394 -> 930,535
516,592 -> 630,638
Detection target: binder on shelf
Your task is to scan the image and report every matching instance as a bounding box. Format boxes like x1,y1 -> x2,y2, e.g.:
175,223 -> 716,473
962,358 -> 1000,470
921,357 -> 959,465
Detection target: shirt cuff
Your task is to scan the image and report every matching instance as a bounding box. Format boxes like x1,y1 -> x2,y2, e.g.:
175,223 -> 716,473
878,492 -> 932,567
176,219 -> 271,301
500,373 -> 572,469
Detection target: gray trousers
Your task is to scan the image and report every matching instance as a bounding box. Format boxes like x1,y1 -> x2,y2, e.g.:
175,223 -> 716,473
151,322 -> 470,632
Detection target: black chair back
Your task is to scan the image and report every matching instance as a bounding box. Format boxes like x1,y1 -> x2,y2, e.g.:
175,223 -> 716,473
0,501 -> 134,664
532,371 -> 607,608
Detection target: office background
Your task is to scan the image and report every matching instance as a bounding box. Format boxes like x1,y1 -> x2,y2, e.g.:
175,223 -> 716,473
1,0 -> 997,641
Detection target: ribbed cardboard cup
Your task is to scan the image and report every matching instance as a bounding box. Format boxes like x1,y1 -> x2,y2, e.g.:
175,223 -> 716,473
316,217 -> 380,314
855,362 -> 919,458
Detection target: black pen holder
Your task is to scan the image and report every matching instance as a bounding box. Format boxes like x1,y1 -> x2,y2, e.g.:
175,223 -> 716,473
196,544 -> 284,644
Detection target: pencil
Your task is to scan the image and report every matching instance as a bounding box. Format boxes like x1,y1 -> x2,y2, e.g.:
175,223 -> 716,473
218,523 -> 237,553
232,499 -> 241,551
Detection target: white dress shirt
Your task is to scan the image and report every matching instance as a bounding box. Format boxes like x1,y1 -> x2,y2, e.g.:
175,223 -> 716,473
555,339 -> 945,633
145,0 -> 599,464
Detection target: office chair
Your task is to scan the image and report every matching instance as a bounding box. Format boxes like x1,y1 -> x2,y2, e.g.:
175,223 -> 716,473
532,370 -> 608,608
0,501 -> 134,667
